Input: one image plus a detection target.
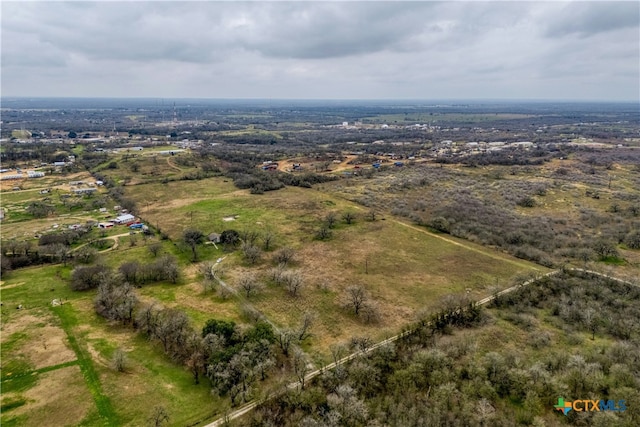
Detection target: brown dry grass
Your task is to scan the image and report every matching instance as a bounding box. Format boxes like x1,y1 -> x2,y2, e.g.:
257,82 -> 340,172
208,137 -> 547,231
1,311 -> 77,370
245,217 -> 540,362
3,365 -> 93,427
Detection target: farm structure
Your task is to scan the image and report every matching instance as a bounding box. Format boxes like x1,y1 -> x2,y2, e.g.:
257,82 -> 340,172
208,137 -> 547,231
114,213 -> 135,224
73,188 -> 97,195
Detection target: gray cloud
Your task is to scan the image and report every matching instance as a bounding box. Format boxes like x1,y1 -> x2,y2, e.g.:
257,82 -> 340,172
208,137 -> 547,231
1,1 -> 638,101
544,1 -> 639,38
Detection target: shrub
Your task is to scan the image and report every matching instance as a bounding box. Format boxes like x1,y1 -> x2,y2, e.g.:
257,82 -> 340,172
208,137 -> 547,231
517,196 -> 536,208
430,216 -> 451,233
625,230 -> 640,249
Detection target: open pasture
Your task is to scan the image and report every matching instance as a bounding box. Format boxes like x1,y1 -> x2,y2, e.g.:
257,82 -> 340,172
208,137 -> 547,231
126,179 -> 543,363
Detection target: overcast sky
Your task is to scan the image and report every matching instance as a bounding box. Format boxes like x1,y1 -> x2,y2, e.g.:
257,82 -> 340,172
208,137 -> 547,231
2,1 -> 638,101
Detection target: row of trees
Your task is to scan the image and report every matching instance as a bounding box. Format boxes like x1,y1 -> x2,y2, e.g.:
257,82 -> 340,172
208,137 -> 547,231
71,255 -> 179,291
1,229 -> 97,272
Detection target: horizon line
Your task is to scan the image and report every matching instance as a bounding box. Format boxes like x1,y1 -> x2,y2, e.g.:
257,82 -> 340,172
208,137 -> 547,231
2,96 -> 638,104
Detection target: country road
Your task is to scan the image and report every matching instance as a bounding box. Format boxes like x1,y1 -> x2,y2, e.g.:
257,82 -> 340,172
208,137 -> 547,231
202,267 -> 638,427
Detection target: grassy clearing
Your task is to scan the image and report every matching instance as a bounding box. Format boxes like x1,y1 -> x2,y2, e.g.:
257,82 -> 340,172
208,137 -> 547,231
1,365 -> 94,427
124,182 -> 542,365
247,216 -> 541,363
53,304 -> 119,426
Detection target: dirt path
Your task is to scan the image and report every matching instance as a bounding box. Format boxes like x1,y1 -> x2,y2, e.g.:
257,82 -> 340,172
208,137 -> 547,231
345,202 -> 541,272
393,219 -> 542,271
165,157 -> 183,172
71,232 -> 132,254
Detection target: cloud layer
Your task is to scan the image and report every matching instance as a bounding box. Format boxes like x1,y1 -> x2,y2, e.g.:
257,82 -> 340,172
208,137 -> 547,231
2,1 -> 638,100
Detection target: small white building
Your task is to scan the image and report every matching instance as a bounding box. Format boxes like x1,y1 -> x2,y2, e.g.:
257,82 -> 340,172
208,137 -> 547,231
0,174 -> 23,180
114,213 -> 135,224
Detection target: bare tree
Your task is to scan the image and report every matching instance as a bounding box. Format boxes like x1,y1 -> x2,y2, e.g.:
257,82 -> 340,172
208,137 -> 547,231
262,230 -> 275,251
345,285 -> 368,316
240,229 -> 260,246
53,243 -> 72,266
591,239 -> 619,260
278,329 -> 295,356
315,226 -> 332,241
112,348 -> 128,372
5,239 -> 20,256
330,344 -> 346,365
297,311 -> 316,341
274,247 -> 295,265
283,270 -> 304,297
185,332 -> 206,384
149,406 -> 169,427
268,263 -> 286,283
238,273 -> 263,298
157,255 -> 179,284
119,261 -> 140,285
74,246 -> 98,264
182,228 -> 204,262
366,210 -> 377,221
324,212 -> 338,229
342,212 -> 356,225
583,307 -> 603,340
360,301 -> 381,324
200,261 -> 224,294
95,274 -> 138,324
292,348 -> 310,389
242,243 -> 262,265
136,302 -> 160,338
148,242 -> 162,257
350,336 -> 372,354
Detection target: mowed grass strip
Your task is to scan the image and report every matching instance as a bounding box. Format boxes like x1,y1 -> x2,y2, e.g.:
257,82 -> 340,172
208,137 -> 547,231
53,304 -> 119,426
68,297 -> 227,426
